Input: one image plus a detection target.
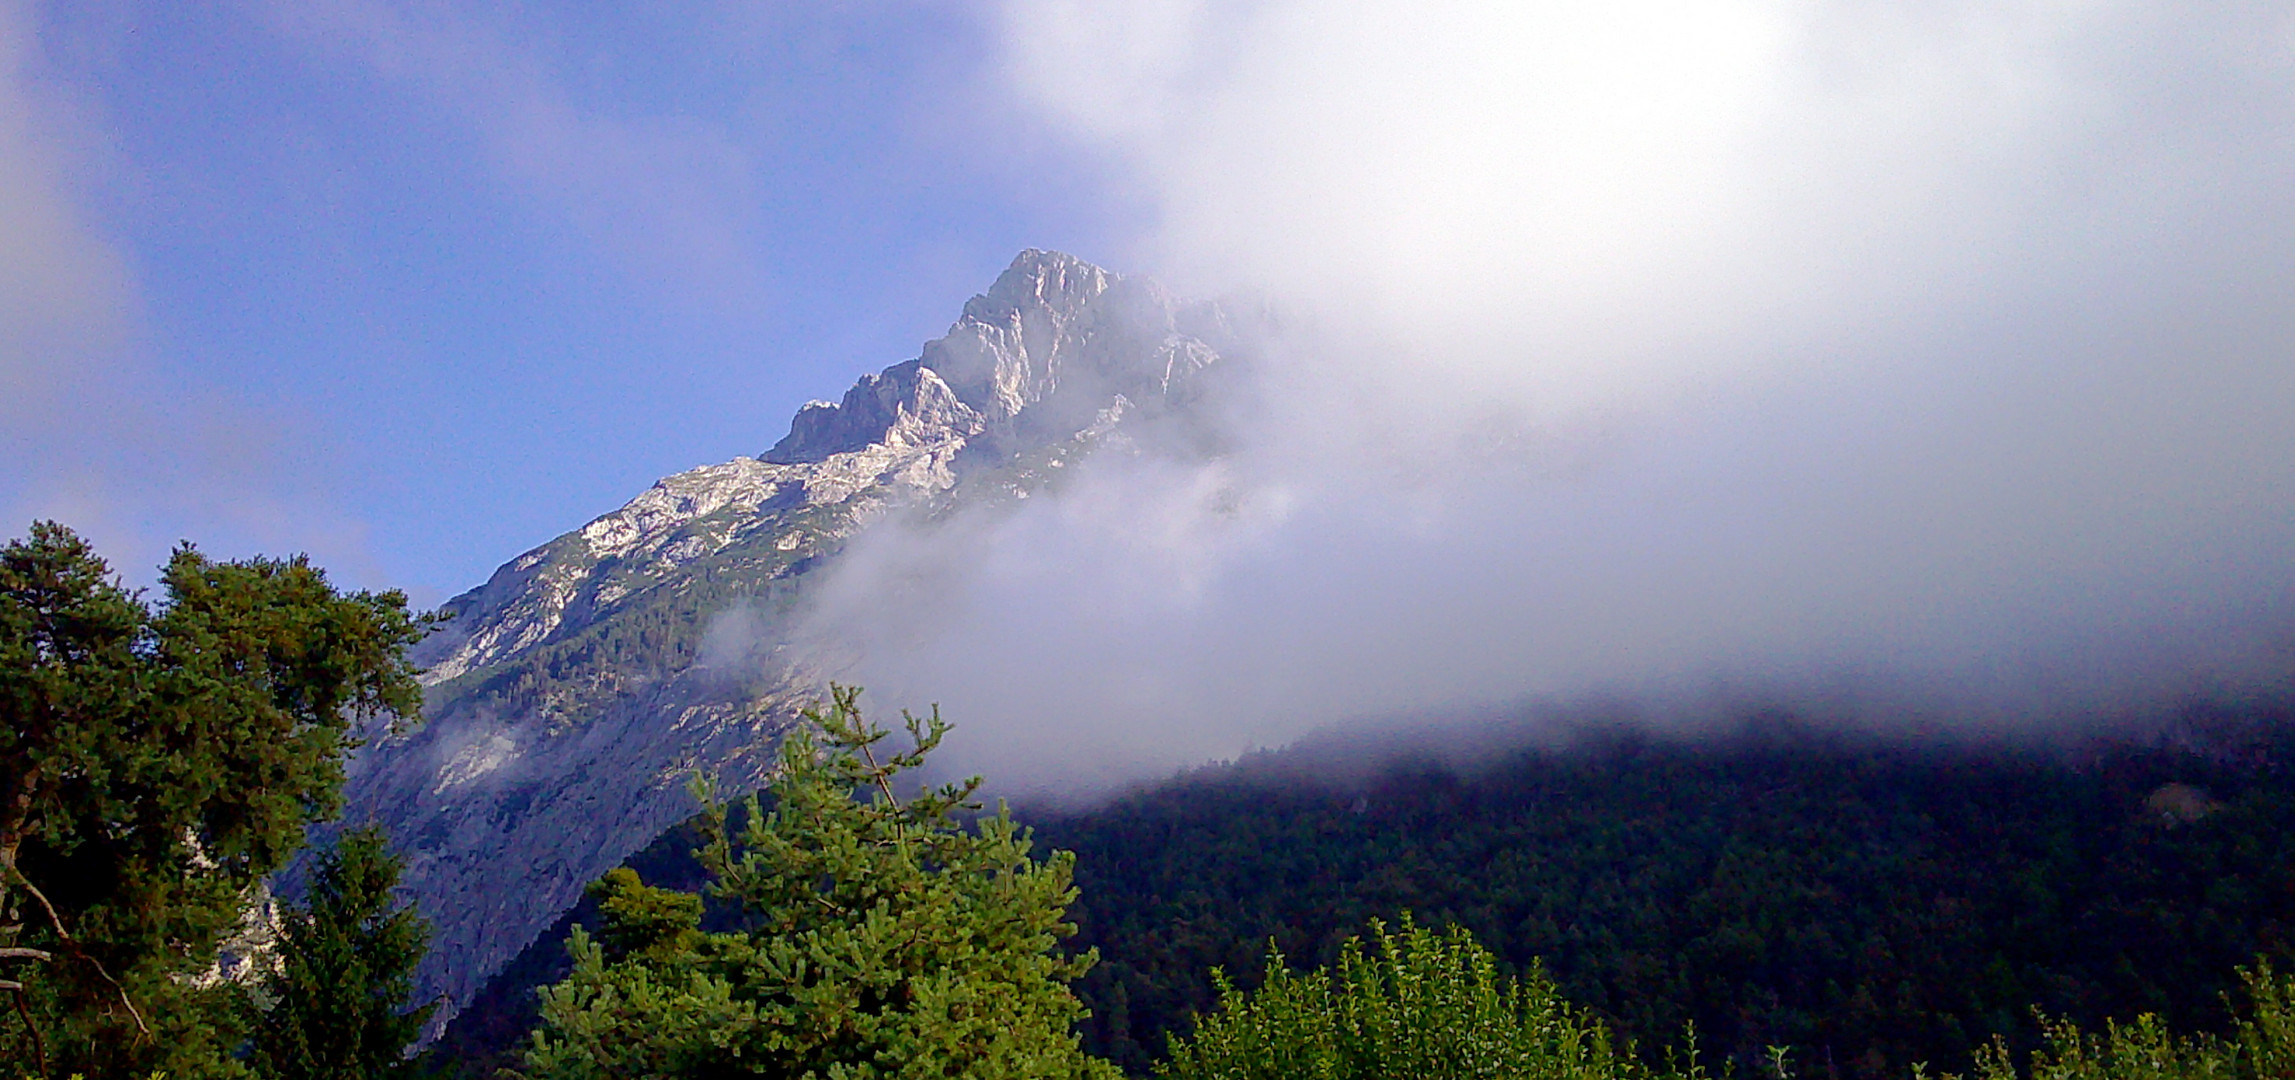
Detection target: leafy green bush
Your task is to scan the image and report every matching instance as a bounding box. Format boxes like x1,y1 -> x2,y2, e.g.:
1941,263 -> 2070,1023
1158,917 -> 1641,1080
1935,963 -> 2295,1080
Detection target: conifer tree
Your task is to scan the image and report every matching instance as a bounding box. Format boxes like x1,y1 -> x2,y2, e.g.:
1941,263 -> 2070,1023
523,685 -> 1116,1079
252,825 -> 434,1080
0,522 -> 427,1079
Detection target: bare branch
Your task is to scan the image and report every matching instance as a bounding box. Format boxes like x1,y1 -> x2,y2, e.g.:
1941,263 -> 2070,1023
5,866 -> 70,947
835,688 -> 908,846
3,866 -> 150,1039
11,983 -> 50,1080
857,734 -> 903,814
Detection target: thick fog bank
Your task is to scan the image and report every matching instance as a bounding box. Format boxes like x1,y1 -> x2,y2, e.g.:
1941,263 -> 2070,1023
792,2 -> 2295,797
796,278 -> 2295,800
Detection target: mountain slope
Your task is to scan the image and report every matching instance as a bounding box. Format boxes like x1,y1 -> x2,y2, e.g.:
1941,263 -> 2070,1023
336,250 -> 1243,1018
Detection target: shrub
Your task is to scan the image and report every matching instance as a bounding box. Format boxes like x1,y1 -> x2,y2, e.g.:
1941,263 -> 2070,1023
1158,917 -> 1640,1080
1936,962 -> 2295,1080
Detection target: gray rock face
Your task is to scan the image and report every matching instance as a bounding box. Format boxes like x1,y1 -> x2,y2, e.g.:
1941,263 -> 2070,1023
770,249 -> 1231,462
765,361 -> 981,464
333,250 -> 1240,1028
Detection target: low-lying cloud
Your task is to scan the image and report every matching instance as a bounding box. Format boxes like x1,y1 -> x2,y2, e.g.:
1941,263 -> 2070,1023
792,2 -> 2295,792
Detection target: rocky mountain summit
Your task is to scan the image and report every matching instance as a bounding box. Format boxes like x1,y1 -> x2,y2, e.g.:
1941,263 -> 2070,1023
334,251 -> 1243,1025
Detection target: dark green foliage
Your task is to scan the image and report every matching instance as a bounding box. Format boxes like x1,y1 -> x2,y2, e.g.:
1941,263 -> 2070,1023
253,826 -> 434,1080
520,687 -> 1116,1079
428,811 -> 744,1078
1160,917 -> 1641,1080
0,521 -> 428,1079
586,867 -> 703,964
445,713 -> 2295,1079
1036,717 -> 2295,1078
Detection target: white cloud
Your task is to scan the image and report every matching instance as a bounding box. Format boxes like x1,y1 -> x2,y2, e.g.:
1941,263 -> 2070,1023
999,1 -> 2287,408
0,0 -> 130,426
789,1 -> 2295,792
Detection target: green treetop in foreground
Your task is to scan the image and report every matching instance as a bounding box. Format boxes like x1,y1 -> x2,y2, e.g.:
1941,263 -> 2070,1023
0,521 -> 428,1079
522,685 -> 1117,1080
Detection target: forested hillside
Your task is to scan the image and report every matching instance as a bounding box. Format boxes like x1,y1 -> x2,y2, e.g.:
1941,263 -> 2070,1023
440,704 -> 2295,1079
1045,711 -> 2295,1077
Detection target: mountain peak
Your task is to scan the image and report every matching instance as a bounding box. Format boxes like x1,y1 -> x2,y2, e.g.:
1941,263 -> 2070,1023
964,249 -> 1111,323
764,249 -> 1217,464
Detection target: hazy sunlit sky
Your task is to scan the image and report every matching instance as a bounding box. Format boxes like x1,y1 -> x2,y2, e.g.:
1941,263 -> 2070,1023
9,3 -> 2295,773
3,2 -> 1131,601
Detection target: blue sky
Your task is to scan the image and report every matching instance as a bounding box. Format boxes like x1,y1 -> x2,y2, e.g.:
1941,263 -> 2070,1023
4,2 -> 1136,601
